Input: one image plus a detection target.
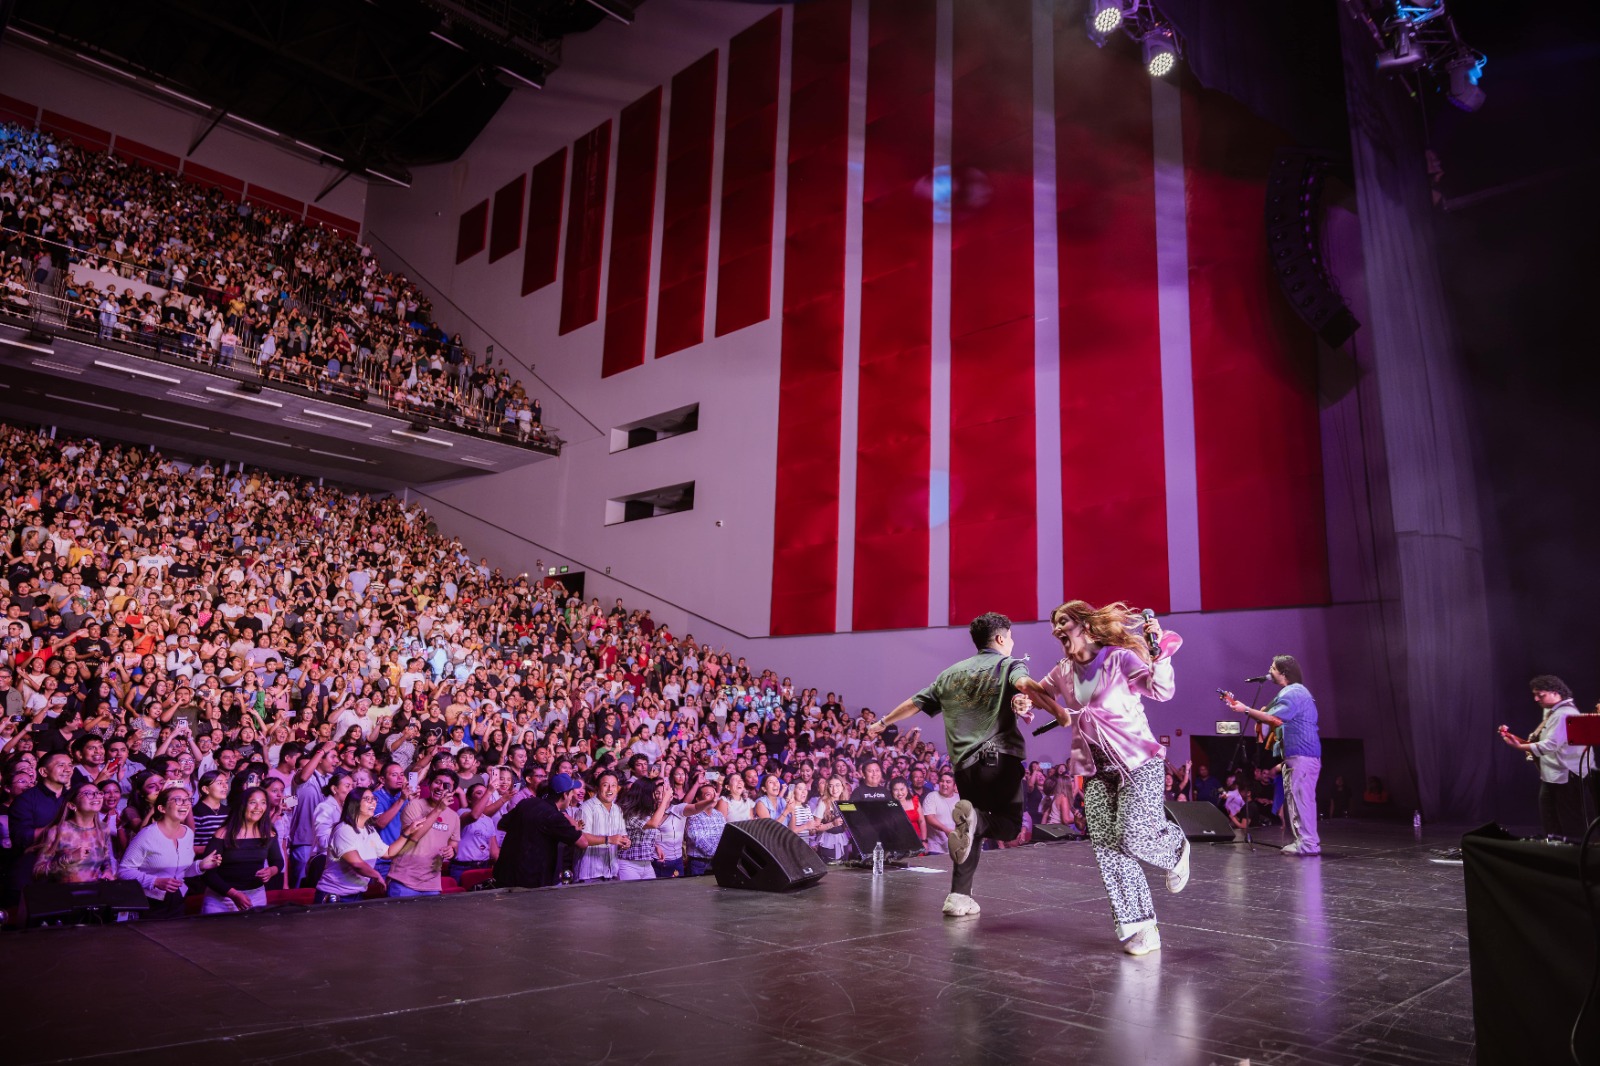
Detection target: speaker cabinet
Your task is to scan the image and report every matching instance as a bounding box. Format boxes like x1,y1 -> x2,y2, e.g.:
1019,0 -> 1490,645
712,819 -> 827,892
1164,799 -> 1237,842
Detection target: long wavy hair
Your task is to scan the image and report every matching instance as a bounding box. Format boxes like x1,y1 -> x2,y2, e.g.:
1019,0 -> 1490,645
1051,600 -> 1150,663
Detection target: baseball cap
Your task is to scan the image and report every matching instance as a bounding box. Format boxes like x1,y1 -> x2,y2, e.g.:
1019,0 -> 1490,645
549,772 -> 581,795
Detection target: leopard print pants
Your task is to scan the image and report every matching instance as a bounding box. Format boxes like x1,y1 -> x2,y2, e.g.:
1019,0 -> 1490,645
1084,751 -> 1186,934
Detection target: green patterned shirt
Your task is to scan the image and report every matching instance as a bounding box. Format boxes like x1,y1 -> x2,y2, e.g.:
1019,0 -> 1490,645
913,649 -> 1030,769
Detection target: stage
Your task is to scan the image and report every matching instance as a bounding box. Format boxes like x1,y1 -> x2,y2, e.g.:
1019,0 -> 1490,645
8,821 -> 1477,1065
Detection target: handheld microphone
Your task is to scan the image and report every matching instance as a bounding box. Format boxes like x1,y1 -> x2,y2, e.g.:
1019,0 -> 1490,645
1032,719 -> 1061,737
1139,609 -> 1160,658
1244,675 -> 1271,684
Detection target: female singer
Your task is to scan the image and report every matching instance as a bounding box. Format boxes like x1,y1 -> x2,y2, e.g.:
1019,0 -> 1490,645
1036,601 -> 1189,956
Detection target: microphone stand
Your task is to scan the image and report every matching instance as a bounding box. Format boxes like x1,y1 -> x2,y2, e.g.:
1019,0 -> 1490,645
1218,678 -> 1279,851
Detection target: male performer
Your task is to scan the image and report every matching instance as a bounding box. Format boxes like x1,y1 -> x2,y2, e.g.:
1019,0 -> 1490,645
1499,675 -> 1591,839
1037,601 -> 1189,956
868,613 -> 1069,917
1226,655 -> 1321,856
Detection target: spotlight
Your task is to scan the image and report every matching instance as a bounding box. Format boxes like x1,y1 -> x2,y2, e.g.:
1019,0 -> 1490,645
1086,0 -> 1126,46
1141,26 -> 1178,78
1445,53 -> 1486,112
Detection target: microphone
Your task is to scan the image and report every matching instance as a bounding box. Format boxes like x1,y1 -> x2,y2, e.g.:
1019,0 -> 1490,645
1033,719 -> 1061,737
1244,675 -> 1271,684
1139,608 -> 1160,658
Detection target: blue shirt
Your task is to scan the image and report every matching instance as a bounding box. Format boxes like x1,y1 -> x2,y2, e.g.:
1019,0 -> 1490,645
374,787 -> 407,845
1267,683 -> 1321,758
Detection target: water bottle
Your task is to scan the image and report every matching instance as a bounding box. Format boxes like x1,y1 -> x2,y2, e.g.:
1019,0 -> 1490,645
1413,809 -> 1422,830
871,841 -> 884,877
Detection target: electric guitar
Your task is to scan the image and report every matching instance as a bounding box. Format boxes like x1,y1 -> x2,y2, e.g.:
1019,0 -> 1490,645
1219,690 -> 1281,754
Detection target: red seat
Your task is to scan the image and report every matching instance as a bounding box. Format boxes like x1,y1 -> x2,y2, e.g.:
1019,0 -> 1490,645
440,876 -> 463,894
183,890 -> 203,915
267,888 -> 315,907
458,868 -> 494,891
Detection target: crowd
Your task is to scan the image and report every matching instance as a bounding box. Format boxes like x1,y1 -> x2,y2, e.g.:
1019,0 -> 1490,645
0,122 -> 548,444
0,421 -> 1006,920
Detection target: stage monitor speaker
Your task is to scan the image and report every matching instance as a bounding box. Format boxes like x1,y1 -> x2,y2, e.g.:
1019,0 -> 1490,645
1032,823 -> 1083,842
238,379 -> 263,395
1164,800 -> 1236,842
24,879 -> 149,923
712,819 -> 827,892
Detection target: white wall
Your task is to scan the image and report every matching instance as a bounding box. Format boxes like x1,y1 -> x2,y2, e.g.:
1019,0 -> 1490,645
0,41 -> 368,221
365,1 -> 784,638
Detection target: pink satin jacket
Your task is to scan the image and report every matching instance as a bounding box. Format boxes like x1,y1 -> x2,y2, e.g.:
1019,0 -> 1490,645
1040,632 -> 1181,780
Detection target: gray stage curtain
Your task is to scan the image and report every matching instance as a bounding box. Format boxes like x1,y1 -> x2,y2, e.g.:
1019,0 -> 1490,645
1340,16 -> 1495,820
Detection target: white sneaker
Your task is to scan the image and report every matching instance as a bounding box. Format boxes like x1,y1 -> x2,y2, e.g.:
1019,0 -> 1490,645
942,892 -> 981,917
948,800 -> 976,865
1281,842 -> 1301,856
1121,924 -> 1161,956
1166,836 -> 1191,894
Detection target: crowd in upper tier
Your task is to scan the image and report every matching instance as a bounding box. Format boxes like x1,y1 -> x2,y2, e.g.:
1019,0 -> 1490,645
0,122 -> 547,444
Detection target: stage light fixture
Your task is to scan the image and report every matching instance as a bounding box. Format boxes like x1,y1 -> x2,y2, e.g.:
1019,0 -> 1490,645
1376,19 -> 1423,70
1445,53 -> 1486,111
1089,0 -> 1126,39
1142,26 -> 1178,77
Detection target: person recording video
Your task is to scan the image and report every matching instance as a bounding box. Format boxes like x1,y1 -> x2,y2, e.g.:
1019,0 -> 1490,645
1223,655 -> 1321,856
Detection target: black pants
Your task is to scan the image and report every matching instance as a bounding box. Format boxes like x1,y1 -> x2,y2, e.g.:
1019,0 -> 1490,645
1540,776 -> 1594,840
951,753 -> 1024,896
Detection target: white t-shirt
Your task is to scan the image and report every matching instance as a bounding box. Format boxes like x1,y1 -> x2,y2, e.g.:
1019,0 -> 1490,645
456,809 -> 502,863
921,790 -> 957,855
320,823 -> 384,895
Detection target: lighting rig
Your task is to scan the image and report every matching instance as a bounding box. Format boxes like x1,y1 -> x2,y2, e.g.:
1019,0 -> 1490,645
1085,1 -> 1182,78
1350,0 -> 1487,111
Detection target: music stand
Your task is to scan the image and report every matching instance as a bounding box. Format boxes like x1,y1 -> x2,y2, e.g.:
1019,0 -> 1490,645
837,800 -> 924,862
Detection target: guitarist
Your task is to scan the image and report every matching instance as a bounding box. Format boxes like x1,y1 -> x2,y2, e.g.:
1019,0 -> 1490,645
1223,656 -> 1321,856
1498,675 -> 1590,839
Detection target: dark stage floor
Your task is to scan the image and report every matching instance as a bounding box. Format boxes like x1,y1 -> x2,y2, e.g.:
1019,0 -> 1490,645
8,821 -> 1477,1066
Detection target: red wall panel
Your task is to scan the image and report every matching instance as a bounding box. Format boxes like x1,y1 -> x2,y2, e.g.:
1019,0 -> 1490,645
489,173 -> 526,263
1184,84 -> 1328,610
714,11 -> 782,338
522,148 -> 566,296
0,92 -> 37,127
40,111 -> 109,152
1052,17 -> 1170,614
244,186 -> 305,219
559,121 -> 613,335
112,137 -> 180,174
306,204 -> 361,237
181,161 -> 245,202
852,0 -> 937,632
769,0 -> 853,636
456,199 -> 488,263
948,0 -> 1037,625
655,51 -> 719,359
601,89 -> 662,378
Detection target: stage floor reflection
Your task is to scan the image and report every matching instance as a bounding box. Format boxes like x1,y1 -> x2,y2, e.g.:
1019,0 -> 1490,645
9,820 -> 1475,1065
